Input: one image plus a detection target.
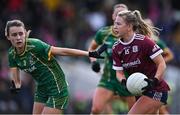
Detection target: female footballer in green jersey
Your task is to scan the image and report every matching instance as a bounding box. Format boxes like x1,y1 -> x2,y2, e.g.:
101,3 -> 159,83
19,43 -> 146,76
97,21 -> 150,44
5,19 -> 100,114
88,4 -> 135,114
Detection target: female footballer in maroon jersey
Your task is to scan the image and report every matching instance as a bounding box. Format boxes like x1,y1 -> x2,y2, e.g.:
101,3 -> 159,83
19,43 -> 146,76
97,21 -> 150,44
112,10 -> 170,114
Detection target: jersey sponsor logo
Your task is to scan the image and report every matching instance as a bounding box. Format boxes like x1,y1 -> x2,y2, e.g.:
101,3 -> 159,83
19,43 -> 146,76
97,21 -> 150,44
24,65 -> 37,72
122,58 -> 141,68
20,54 -> 37,72
29,55 -> 36,65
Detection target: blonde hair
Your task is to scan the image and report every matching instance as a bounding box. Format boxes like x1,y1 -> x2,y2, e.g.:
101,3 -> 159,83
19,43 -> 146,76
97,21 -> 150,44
144,18 -> 162,41
117,10 -> 160,38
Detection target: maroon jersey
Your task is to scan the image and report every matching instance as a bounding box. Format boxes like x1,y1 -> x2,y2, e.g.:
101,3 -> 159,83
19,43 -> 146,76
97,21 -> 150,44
112,33 -> 170,92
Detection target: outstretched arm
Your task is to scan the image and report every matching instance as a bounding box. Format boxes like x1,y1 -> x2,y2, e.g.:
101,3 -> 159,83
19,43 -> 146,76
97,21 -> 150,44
51,46 -> 89,56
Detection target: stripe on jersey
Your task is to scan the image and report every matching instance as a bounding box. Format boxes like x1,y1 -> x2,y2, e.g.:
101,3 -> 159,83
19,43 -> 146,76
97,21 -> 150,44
53,97 -> 55,108
48,47 -> 52,61
61,96 -> 68,109
30,52 -> 61,93
113,66 -> 123,70
150,49 -> 163,59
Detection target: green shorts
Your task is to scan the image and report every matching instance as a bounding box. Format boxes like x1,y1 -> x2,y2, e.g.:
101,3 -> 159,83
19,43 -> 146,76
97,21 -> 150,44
34,88 -> 69,110
98,76 -> 133,96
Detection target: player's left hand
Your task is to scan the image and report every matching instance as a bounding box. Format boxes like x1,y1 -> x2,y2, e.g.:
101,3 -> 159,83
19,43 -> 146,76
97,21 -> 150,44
142,77 -> 159,91
91,61 -> 101,73
89,51 -> 104,59
10,81 -> 21,94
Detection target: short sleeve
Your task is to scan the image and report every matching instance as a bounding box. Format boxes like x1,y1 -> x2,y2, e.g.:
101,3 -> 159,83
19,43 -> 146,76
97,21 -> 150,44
145,38 -> 163,59
33,39 -> 52,60
112,46 -> 123,70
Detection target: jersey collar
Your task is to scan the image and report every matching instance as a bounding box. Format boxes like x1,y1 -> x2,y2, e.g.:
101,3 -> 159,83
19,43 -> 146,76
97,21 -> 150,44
119,33 -> 136,45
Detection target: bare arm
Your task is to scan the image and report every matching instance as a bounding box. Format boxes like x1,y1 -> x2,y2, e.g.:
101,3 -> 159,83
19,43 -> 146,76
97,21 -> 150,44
162,48 -> 174,63
153,54 -> 166,81
51,46 -> 88,56
9,67 -> 21,88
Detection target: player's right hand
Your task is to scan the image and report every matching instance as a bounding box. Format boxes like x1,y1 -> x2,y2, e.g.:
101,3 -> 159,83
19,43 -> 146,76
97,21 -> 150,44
91,61 -> 101,73
10,80 -> 21,94
142,78 -> 159,91
88,43 -> 107,59
89,51 -> 104,59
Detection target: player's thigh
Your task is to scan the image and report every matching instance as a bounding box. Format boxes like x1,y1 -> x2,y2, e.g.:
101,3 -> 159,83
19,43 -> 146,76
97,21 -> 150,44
33,102 -> 45,114
42,106 -> 63,114
128,95 -> 162,114
92,87 -> 114,107
33,90 -> 48,114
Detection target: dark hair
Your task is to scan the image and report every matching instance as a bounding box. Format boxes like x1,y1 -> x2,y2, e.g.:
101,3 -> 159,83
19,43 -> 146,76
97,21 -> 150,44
117,10 -> 159,37
5,20 -> 25,36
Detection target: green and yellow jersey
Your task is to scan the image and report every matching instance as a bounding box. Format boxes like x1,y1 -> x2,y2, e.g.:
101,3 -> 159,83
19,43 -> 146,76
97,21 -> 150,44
94,26 -> 131,96
94,26 -> 117,80
8,38 -> 68,95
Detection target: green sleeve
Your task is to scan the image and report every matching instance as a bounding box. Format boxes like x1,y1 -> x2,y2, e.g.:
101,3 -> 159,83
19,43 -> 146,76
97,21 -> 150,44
156,39 -> 167,50
32,39 -> 51,60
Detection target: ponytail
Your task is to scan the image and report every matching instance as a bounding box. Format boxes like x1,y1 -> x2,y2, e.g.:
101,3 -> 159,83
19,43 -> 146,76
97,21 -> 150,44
133,10 -> 160,38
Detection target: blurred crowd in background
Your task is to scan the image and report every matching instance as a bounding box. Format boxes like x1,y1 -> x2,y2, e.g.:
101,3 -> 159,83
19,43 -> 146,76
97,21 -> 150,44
0,0 -> 180,114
